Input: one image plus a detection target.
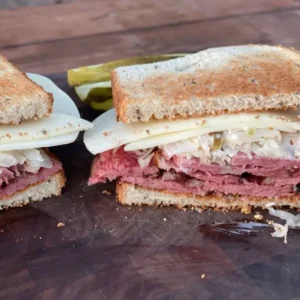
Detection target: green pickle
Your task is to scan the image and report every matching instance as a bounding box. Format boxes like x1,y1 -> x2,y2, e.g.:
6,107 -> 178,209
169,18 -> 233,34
212,132 -> 224,150
247,128 -> 256,136
75,82 -> 112,104
90,99 -> 113,111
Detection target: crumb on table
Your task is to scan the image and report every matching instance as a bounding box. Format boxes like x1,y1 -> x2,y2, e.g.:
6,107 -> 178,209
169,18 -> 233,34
254,212 -> 263,221
241,206 -> 252,214
102,190 -> 112,195
57,222 -> 65,228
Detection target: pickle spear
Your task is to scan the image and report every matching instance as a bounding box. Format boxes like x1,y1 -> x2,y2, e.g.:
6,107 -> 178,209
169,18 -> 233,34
90,99 -> 113,111
68,54 -> 186,86
75,81 -> 111,103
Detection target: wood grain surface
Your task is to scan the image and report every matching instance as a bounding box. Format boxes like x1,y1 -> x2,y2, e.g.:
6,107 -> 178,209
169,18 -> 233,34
1,1 -> 300,299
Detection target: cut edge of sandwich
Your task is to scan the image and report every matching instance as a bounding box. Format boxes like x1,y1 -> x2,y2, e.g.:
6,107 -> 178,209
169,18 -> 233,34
117,181 -> 300,210
0,55 -> 53,124
0,170 -> 66,210
111,45 -> 300,123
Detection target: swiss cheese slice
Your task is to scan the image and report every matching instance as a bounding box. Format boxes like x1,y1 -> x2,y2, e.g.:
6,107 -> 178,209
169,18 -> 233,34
84,108 -> 300,154
125,112 -> 300,151
83,109 -> 204,154
0,113 -> 92,151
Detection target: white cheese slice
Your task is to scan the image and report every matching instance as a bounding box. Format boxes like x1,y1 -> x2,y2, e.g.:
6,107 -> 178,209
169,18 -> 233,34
0,113 -> 92,151
125,111 -> 300,151
84,107 -> 300,154
83,109 -> 204,154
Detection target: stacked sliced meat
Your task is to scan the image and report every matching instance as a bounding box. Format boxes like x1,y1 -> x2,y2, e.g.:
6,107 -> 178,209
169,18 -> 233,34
89,147 -> 300,199
0,156 -> 63,198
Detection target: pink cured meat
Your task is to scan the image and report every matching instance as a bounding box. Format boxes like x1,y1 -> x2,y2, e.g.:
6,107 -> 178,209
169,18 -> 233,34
89,147 -> 300,198
0,157 -> 63,198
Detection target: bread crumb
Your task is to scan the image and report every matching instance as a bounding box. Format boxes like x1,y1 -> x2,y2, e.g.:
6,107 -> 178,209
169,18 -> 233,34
0,229 -> 4,233
267,220 -> 274,225
201,273 -> 206,279
241,206 -> 251,214
125,216 -> 128,219
103,131 -> 109,136
163,218 -> 167,221
254,212 -> 263,221
195,208 -> 203,213
57,222 -> 65,228
39,237 -> 42,240
102,190 -> 111,195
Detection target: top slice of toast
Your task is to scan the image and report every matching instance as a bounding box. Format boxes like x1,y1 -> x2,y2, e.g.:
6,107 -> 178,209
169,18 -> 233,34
111,45 -> 300,123
0,55 -> 53,124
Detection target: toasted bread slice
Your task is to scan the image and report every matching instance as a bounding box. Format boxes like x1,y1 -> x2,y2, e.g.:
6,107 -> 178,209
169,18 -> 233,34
0,170 -> 65,210
0,55 -> 53,124
112,45 -> 300,123
117,182 -> 300,210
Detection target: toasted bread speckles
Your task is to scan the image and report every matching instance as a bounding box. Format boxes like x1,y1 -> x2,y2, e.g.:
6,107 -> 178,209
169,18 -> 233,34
0,55 -> 53,124
112,45 -> 300,123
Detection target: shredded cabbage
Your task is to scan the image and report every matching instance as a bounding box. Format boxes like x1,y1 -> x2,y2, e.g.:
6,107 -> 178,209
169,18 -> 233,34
162,139 -> 198,158
267,203 -> 300,244
136,148 -> 154,169
161,129 -> 300,164
271,223 -> 288,244
0,149 -> 53,172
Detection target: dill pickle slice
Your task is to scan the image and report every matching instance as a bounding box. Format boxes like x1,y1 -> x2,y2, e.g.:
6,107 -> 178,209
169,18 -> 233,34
90,98 -> 113,111
212,132 -> 224,150
75,81 -> 112,103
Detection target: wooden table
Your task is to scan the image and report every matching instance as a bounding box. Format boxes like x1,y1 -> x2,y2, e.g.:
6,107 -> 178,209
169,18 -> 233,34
1,1 -> 300,299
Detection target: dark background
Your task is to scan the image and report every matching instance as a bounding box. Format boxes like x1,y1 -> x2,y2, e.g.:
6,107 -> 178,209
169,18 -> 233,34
1,1 -> 300,299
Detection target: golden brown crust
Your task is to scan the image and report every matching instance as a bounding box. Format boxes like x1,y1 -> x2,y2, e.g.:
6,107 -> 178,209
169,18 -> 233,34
117,181 -> 300,211
112,45 -> 300,123
0,54 -> 53,124
111,70 -> 127,122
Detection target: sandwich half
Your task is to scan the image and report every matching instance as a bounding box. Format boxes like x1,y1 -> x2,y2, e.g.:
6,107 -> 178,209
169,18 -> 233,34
0,55 -> 92,209
85,45 -> 300,211
0,149 -> 66,209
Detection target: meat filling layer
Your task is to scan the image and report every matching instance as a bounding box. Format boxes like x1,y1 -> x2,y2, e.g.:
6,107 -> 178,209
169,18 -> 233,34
0,155 -> 63,198
89,147 -> 300,198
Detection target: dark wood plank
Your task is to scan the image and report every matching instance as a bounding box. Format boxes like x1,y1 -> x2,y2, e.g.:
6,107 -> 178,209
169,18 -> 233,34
2,9 -> 300,74
0,0 -> 71,10
0,73 -> 298,299
1,2 -> 300,300
0,0 -> 298,48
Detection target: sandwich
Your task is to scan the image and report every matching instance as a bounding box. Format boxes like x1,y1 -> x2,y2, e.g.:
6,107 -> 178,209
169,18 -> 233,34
0,55 -> 92,209
84,45 -> 300,211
